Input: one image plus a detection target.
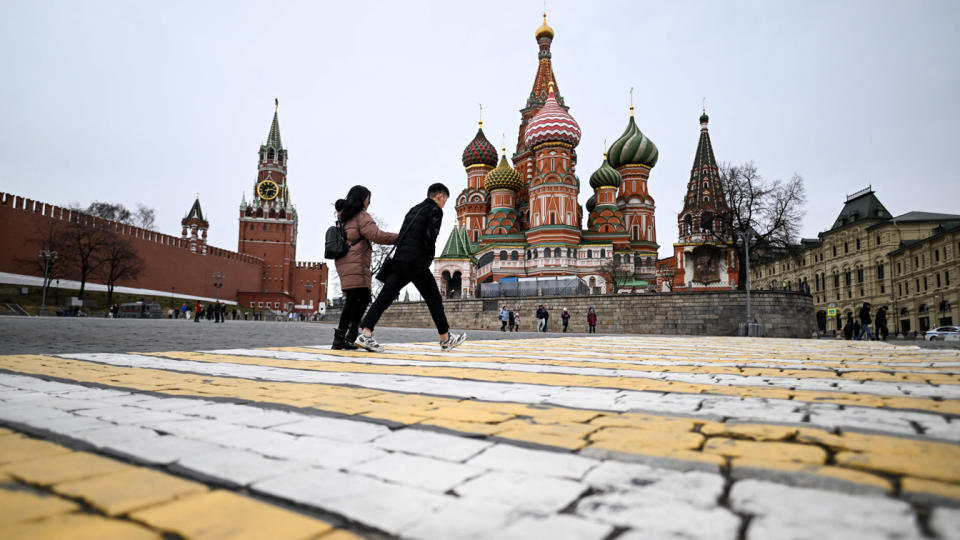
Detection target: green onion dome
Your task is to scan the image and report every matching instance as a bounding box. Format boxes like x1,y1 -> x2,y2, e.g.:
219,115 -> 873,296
700,111 -> 709,124
607,112 -> 658,168
484,153 -> 523,192
585,193 -> 596,213
461,124 -> 498,168
589,156 -> 622,189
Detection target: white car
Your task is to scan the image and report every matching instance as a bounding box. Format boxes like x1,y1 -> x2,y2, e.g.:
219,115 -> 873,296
925,326 -> 960,341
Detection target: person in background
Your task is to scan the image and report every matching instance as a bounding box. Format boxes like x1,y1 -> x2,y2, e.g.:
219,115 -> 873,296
876,305 -> 889,341
508,309 -> 516,332
536,305 -> 546,332
194,301 -> 202,323
514,312 -> 521,331
857,302 -> 873,341
331,185 -> 398,350
499,305 -> 509,331
587,307 -> 597,333
561,308 -> 570,333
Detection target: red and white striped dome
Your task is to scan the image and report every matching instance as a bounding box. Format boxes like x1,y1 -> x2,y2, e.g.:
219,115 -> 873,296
523,83 -> 581,149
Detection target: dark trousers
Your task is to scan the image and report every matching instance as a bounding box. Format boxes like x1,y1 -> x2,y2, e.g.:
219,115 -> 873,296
589,325 -> 596,333
500,320 -> 507,331
361,262 -> 448,334
339,287 -> 371,332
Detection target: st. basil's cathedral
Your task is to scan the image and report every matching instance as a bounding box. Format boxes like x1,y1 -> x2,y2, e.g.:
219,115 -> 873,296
434,16 -> 736,297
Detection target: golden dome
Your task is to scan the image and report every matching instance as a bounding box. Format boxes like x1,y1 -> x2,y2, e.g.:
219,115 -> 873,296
535,14 -> 554,40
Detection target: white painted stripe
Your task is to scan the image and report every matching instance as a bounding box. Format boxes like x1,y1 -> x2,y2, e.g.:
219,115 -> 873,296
207,348 -> 960,400
54,352 -> 959,442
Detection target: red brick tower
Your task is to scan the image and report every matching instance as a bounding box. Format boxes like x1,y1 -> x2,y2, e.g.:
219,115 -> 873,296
181,196 -> 209,254
238,100 -> 298,299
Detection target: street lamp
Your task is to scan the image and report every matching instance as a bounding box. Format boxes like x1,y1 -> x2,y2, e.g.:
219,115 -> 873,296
38,250 -> 57,316
736,230 -> 754,333
305,281 -> 314,319
212,272 -> 225,304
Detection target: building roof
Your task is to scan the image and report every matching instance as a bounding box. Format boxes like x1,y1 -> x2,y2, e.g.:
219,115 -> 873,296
523,83 -> 581,149
680,110 -> 725,216
888,223 -> 960,255
890,211 -> 960,222
185,197 -> 204,221
438,226 -> 471,259
607,111 -> 658,169
462,124 -> 498,168
829,187 -> 891,230
264,105 -> 283,150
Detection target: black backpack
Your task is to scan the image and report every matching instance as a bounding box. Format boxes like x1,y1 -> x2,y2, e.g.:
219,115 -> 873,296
324,222 -> 361,260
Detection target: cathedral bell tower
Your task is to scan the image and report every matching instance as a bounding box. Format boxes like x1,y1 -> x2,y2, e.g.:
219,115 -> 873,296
238,99 -> 299,296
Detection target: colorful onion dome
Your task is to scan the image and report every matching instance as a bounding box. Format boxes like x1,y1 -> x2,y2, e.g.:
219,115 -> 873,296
589,155 -> 622,189
585,193 -> 597,213
607,109 -> 658,169
484,152 -> 523,192
523,82 -> 581,149
535,14 -> 554,40
461,123 -> 498,167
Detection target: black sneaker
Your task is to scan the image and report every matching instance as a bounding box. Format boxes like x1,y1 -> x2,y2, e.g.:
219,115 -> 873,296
440,333 -> 467,351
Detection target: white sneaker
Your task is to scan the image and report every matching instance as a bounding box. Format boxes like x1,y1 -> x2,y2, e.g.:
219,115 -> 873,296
355,334 -> 384,353
441,333 -> 467,351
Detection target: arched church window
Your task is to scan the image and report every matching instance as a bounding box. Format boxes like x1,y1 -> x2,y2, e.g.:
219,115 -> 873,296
511,251 -> 518,261
614,254 -> 621,264
550,213 -> 556,225
554,247 -> 562,258
600,249 -> 606,258
587,249 -> 592,259
268,149 -> 275,160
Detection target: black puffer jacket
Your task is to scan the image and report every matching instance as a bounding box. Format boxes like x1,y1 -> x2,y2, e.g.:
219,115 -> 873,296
393,198 -> 443,267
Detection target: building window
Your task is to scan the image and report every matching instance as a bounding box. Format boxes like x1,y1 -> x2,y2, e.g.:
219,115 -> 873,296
500,250 -> 507,260
880,284 -> 885,294
511,251 -> 518,261
600,249 -> 606,258
856,238 -> 861,250
833,246 -> 837,257
587,249 -> 592,259
258,302 -> 264,308
249,302 -> 255,307
937,273 -> 941,287
550,213 -> 556,225
876,235 -> 881,246
947,271 -> 951,286
915,256 -> 919,269
834,274 -> 840,288
857,268 -> 864,283
916,279 -> 920,292
935,250 -> 940,262
877,263 -> 884,280
845,271 -> 851,286
899,283 -> 902,296
844,242 -> 848,254
274,302 -> 280,308
923,277 -> 928,291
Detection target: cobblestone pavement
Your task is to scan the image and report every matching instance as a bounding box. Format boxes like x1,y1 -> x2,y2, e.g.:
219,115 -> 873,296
2,322 -> 960,539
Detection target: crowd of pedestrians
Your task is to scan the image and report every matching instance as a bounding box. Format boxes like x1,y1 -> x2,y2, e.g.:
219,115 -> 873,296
842,302 -> 890,341
497,305 -> 599,333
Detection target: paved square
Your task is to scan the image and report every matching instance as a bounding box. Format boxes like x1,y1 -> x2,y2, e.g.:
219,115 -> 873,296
2,328 -> 960,539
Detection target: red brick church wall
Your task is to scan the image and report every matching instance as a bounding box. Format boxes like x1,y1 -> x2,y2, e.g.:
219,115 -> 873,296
0,192 -> 263,301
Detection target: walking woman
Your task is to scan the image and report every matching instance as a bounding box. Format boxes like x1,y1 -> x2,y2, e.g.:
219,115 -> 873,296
587,306 -> 597,333
332,185 -> 398,349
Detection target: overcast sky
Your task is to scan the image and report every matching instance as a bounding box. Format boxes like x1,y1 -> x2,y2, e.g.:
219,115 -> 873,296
2,1 -> 958,298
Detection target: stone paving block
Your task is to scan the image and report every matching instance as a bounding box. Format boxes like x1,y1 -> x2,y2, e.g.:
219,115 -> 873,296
697,398 -> 805,424
255,436 -> 388,468
138,397 -> 217,411
176,402 -> 302,428
497,514 -> 614,540
466,444 -> 598,480
59,388 -> 130,400
53,466 -> 208,516
24,414 -> 114,434
401,497 -> 518,540
350,452 -> 484,493
73,406 -> 188,425
576,492 -> 740,540
130,489 -> 332,539
929,507 -> 960,539
0,435 -> 73,464
454,470 -> 586,513
835,450 -> 960,483
589,427 -> 705,451
372,428 -> 493,462
809,409 -> 918,435
583,460 -> 686,490
729,479 -> 920,540
196,427 -> 299,453
142,418 -> 245,438
70,424 -> 161,448
255,468 -> 448,536
176,447 -> 310,487
731,458 -> 892,495
105,435 -> 224,465
0,403 -> 76,424
0,487 -> 79,525
900,477 -> 960,505
271,416 -> 391,442
0,512 -> 160,540
703,438 -> 827,464
1,451 -> 131,486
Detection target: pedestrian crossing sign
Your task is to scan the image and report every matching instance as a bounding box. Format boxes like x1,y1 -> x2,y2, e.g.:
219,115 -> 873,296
827,307 -> 837,316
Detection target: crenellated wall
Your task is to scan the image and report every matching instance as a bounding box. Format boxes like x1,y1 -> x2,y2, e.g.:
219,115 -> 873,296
0,192 -> 264,300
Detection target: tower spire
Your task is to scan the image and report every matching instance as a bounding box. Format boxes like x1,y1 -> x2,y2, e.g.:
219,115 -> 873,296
266,100 -> 283,150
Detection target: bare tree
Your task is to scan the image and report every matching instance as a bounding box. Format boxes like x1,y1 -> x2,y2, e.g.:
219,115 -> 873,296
99,232 -> 144,307
85,201 -> 157,230
17,220 -> 66,294
58,213 -> 112,301
600,256 -> 635,294
704,161 -> 807,290
368,213 -> 394,299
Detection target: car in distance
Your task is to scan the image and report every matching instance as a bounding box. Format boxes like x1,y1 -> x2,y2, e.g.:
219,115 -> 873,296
117,302 -> 163,319
925,326 -> 960,341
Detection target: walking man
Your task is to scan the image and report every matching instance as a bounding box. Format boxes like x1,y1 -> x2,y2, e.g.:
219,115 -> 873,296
561,308 -> 570,333
194,301 -> 202,323
536,305 -> 545,332
499,305 -> 509,331
876,305 -> 889,341
857,302 -> 874,340
356,183 -> 466,352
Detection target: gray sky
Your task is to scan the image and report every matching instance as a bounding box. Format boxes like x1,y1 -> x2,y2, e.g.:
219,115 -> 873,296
2,1 -> 958,298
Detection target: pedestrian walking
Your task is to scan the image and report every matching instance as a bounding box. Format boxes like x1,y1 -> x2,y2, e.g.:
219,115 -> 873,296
214,302 -> 221,323
876,305 -> 889,341
857,302 -> 873,340
508,309 -> 516,332
356,183 -> 466,352
514,313 -> 521,331
536,305 -> 545,332
194,301 -> 202,323
499,306 -> 509,331
561,308 -> 570,333
330,185 -> 398,350
587,306 -> 597,333
180,304 -> 187,320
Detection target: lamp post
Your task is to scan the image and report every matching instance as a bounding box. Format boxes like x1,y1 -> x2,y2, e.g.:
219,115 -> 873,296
212,272 -> 225,304
305,281 -> 314,320
38,250 -> 57,316
736,230 -> 753,332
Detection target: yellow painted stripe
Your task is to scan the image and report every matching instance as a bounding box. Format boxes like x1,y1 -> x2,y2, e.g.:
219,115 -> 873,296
147,350 -> 960,415
1,355 -> 959,500
282,347 -> 960,384
0,428 -> 354,539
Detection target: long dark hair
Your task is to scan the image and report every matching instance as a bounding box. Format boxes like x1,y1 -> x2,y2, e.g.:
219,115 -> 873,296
335,185 -> 371,224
